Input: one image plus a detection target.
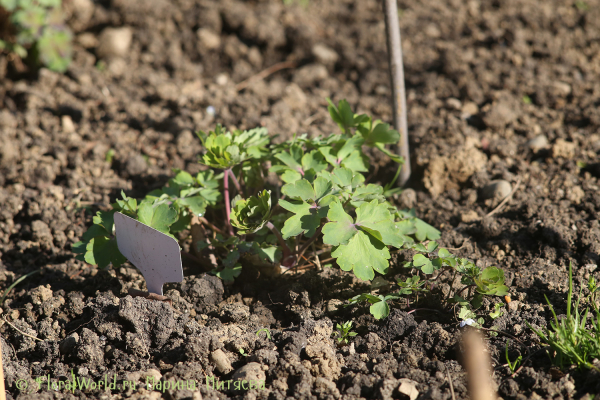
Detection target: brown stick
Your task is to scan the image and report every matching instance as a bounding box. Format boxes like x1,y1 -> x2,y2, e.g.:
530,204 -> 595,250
461,328 -> 497,400
383,0 -> 411,186
235,61 -> 297,92
0,333 -> 5,400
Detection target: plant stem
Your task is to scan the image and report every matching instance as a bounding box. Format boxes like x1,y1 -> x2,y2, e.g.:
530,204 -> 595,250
266,221 -> 292,261
383,0 -> 411,186
296,225 -> 324,262
456,284 -> 476,299
444,269 -> 459,304
228,168 -> 243,194
223,169 -> 234,236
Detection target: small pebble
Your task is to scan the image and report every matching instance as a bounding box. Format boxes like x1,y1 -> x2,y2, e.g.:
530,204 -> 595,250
461,210 -> 479,223
446,98 -> 462,110
197,28 -> 221,50
398,379 -> 419,400
232,362 -> 266,385
215,74 -> 229,86
526,135 -> 548,151
481,180 -> 512,200
312,43 -> 339,66
461,102 -> 479,118
61,115 -> 75,133
97,27 -> 133,59
399,188 -> 417,209
210,349 -> 233,374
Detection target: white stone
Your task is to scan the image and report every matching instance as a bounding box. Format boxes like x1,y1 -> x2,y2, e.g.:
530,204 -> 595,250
97,27 -> 133,59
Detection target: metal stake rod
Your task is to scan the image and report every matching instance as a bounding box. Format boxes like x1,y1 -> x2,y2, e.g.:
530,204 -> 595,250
383,0 -> 411,186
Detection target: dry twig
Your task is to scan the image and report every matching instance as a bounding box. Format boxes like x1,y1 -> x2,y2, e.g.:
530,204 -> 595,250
236,61 -> 297,92
445,363 -> 456,400
2,319 -> 42,342
0,333 -> 5,400
483,176 -> 522,219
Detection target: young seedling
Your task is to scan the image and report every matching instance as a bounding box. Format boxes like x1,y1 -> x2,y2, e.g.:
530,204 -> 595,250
256,328 -> 271,340
489,303 -> 505,320
114,212 -> 183,296
505,340 -> 522,374
333,321 -> 357,345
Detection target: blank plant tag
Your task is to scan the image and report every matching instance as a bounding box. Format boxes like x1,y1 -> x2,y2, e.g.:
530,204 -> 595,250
114,212 -> 183,295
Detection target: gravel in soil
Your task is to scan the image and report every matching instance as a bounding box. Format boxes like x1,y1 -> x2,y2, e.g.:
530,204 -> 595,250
1,0 -> 600,399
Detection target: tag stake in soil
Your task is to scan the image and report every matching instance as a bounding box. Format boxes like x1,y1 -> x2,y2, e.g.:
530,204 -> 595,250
114,212 -> 183,296
0,335 -> 5,400
383,0 -> 411,186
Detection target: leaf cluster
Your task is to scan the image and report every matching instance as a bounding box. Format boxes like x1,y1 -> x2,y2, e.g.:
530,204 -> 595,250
73,98 -> 452,321
0,0 -> 72,71
73,168 -> 220,269
348,246 -> 509,320
333,321 -> 357,345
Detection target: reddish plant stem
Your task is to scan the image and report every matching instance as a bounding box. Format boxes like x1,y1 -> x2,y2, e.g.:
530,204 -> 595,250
266,221 -> 292,260
228,168 -> 243,194
223,169 -> 234,236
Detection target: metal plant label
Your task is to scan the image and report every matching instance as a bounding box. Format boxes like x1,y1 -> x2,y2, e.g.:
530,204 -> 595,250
114,212 -> 183,295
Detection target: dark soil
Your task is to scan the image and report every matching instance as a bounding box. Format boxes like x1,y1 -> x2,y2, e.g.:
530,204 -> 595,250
1,0 -> 600,399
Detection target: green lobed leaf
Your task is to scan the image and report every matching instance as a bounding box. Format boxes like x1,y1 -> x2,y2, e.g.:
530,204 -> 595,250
279,199 -> 328,239
137,202 -> 179,234
331,231 -> 390,281
83,236 -> 127,269
178,196 -> 207,217
414,218 -> 441,241
354,200 -> 406,248
281,179 -> 315,202
322,201 -> 356,246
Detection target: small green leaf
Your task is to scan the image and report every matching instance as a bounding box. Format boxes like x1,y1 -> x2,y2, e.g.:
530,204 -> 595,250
84,236 -> 127,269
414,218 -> 441,241
281,179 -> 315,201
438,248 -> 452,258
370,299 -> 390,319
137,202 -> 179,234
279,199 -> 326,239
322,201 -> 356,246
178,196 -> 207,217
213,264 -> 242,283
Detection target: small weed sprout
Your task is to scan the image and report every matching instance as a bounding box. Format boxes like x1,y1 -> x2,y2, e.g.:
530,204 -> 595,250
489,303 -> 505,320
256,328 -> 271,340
527,262 -> 600,372
334,321 -> 357,345
505,339 -> 522,374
